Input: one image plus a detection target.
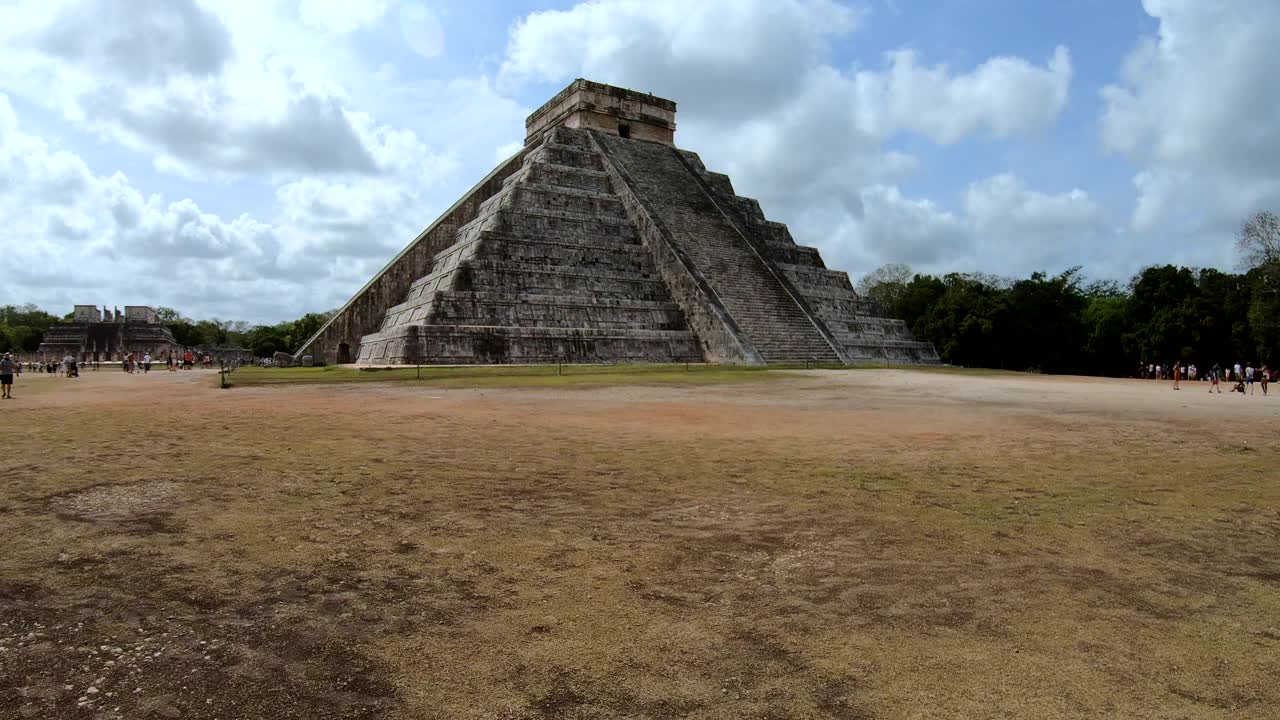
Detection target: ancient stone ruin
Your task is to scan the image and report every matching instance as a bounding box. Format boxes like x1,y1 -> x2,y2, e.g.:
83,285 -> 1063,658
298,79 -> 938,366
38,305 -> 181,362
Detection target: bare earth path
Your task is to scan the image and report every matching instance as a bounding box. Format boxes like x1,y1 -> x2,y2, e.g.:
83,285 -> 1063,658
1,368 -> 1277,719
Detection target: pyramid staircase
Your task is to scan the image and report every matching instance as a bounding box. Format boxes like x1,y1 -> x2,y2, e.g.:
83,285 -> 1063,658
674,152 -> 941,364
592,132 -> 843,364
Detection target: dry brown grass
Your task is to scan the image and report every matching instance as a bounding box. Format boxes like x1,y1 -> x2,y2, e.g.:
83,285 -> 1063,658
1,369 -> 1278,719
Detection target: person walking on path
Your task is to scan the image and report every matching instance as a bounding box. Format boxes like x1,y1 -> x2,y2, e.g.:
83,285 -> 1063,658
1210,364 -> 1222,393
0,353 -> 15,399
1245,363 -> 1256,395
1262,365 -> 1271,396
1172,361 -> 1182,390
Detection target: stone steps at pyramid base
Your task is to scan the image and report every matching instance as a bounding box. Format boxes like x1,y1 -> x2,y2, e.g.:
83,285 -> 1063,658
841,341 -> 942,364
357,325 -> 703,365
423,295 -> 688,331
830,324 -> 918,342
753,346 -> 843,364
382,269 -> 680,326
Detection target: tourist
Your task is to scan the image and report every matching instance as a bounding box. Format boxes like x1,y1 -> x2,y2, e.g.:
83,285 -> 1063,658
1261,365 -> 1271,396
0,352 -> 14,399
1245,363 -> 1256,395
1209,364 -> 1222,393
143,352 -> 152,373
1172,361 -> 1181,390
184,350 -> 194,370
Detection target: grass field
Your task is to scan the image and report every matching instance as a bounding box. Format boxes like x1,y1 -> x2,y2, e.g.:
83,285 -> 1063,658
223,363 -> 1018,390
223,363 -> 790,389
1,368 -> 1277,719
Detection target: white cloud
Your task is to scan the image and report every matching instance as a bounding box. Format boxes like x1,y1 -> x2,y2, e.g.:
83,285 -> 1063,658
828,175 -> 1107,280
854,46 -> 1072,144
1101,0 -> 1280,245
501,0 -> 860,117
0,0 -> 395,177
0,93 -> 292,318
964,173 -> 1106,269
0,87 -> 464,322
854,185 -> 970,266
37,0 -> 232,83
399,3 -> 445,58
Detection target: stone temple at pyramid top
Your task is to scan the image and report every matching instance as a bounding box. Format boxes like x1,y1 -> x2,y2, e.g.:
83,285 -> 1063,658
295,79 -> 937,367
525,79 -> 677,146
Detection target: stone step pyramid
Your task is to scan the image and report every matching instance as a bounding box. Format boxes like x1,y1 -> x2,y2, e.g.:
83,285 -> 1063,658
299,80 -> 938,366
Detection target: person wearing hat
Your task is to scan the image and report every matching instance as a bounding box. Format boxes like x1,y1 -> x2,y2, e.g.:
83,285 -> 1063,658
0,352 -> 15,399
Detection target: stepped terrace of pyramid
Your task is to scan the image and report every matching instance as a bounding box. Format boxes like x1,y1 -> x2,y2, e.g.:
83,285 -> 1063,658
297,80 -> 938,366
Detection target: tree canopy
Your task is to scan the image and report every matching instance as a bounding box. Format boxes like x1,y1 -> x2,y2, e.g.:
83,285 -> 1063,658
864,262 -> 1274,374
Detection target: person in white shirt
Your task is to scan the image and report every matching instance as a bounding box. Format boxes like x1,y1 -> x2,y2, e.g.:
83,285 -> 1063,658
1245,364 -> 1255,394
143,353 -> 152,373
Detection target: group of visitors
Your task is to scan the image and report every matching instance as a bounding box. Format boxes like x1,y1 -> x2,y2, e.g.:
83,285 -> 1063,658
0,353 -> 86,398
1143,361 -> 1272,395
18,359 -> 99,374
0,347 -> 248,399
117,350 -> 214,372
120,352 -> 148,373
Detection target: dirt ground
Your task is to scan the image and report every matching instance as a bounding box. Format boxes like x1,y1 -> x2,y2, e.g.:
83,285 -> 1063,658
1,367 -> 1277,719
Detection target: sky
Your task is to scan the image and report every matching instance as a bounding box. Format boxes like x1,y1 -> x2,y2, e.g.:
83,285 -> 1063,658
1,0 -> 1277,324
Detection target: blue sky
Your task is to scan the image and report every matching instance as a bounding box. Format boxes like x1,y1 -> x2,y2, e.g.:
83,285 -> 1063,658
0,0 -> 1275,323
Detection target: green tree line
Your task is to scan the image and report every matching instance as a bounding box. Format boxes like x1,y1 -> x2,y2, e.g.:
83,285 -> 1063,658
153,308 -> 332,358
859,211 -> 1280,374
0,305 -> 332,359
0,304 -> 62,353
